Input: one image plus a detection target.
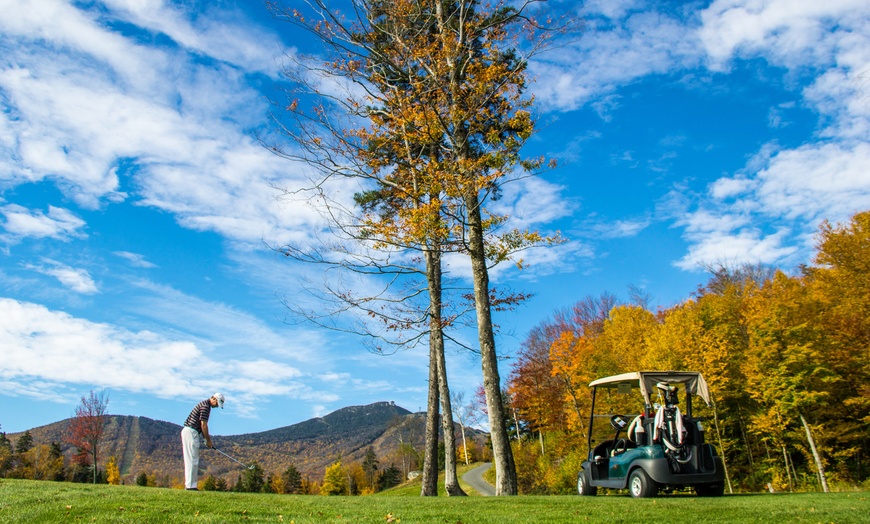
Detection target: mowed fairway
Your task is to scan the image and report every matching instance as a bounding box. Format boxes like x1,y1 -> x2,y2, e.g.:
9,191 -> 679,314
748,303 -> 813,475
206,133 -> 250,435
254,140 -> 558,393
1,480 -> 867,524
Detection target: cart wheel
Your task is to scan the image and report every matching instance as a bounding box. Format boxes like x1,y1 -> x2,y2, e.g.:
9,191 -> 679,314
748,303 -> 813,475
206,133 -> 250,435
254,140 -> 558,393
577,469 -> 597,496
628,468 -> 657,498
695,482 -> 725,497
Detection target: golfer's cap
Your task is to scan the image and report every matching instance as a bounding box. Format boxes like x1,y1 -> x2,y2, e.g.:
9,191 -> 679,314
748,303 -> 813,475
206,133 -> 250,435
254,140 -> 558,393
213,392 -> 225,408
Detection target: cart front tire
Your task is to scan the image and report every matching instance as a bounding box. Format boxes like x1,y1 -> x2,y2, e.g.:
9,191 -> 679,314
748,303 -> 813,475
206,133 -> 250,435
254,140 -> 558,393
577,469 -> 597,496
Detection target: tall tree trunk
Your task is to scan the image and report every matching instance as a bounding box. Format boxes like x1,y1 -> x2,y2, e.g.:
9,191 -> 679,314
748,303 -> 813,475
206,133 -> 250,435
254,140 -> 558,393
430,248 -> 466,495
436,339 -> 466,495
421,325 -> 440,496
425,246 -> 466,495
799,413 -> 829,493
464,190 -> 517,495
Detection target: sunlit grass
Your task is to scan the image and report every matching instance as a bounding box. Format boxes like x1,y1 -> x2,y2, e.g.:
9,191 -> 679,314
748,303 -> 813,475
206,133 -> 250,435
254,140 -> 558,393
1,478 -> 867,523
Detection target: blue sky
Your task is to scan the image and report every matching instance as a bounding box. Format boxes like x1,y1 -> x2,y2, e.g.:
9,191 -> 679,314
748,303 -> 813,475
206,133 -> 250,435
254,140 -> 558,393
2,0 -> 869,435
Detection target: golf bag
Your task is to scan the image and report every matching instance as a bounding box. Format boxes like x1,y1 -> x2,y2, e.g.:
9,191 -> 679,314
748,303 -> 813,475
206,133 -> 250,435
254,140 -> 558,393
653,383 -> 693,471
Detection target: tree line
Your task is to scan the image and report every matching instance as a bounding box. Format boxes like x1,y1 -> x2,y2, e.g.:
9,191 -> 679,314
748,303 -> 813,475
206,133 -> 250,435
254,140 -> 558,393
503,210 -> 870,494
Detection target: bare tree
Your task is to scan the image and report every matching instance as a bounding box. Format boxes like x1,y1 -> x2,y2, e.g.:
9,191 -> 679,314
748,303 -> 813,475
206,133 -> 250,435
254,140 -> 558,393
451,389 -> 483,465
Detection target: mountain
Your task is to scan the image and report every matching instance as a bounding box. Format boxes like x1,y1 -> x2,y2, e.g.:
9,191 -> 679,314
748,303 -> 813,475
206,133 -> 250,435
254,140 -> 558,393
4,401 -> 479,485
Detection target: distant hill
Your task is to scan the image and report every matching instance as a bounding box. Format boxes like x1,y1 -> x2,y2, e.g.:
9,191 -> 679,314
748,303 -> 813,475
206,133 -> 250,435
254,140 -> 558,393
5,401 -> 483,485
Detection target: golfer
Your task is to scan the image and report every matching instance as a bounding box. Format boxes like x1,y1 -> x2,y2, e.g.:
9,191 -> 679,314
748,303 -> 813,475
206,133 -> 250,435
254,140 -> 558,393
181,393 -> 224,490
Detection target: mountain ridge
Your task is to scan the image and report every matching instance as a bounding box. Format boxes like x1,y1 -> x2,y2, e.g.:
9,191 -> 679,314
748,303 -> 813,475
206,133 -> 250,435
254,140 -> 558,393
4,401 -> 467,485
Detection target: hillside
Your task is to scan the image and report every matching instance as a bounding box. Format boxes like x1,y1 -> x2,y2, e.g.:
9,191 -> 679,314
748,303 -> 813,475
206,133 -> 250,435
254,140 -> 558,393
5,401 -> 480,485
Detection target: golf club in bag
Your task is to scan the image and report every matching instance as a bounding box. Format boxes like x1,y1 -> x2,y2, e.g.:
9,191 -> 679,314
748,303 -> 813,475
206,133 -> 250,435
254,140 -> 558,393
212,446 -> 255,470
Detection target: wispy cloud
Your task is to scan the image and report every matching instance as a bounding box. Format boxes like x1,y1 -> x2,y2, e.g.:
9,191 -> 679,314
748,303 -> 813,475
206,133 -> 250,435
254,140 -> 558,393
114,251 -> 157,269
26,258 -> 99,294
530,7 -> 703,112
1,0 -> 322,246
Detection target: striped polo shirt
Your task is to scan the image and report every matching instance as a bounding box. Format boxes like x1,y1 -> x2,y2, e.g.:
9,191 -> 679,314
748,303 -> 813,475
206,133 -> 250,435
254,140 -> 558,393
184,399 -> 211,434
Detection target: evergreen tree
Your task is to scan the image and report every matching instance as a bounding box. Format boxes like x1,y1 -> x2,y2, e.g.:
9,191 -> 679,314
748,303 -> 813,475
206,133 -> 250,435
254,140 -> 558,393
240,462 -> 265,493
282,464 -> 303,494
201,475 -> 218,491
48,442 -> 65,481
362,447 -> 379,492
0,429 -> 12,476
378,464 -> 403,491
135,472 -> 149,487
15,430 -> 34,454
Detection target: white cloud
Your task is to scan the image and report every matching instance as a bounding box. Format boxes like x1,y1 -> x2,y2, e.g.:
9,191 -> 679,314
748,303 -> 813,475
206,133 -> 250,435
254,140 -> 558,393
664,0 -> 870,271
0,297 -> 334,413
0,0 -> 165,89
698,0 -> 865,70
581,0 -> 644,20
27,259 -> 99,294
125,278 -> 328,364
709,176 -> 755,200
600,218 -> 651,238
674,227 -> 798,271
491,175 -> 575,229
752,142 -> 870,222
0,204 -> 86,241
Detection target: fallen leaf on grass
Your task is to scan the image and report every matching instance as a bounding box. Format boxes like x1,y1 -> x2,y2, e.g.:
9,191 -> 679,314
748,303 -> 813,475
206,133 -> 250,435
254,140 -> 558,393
385,513 -> 400,523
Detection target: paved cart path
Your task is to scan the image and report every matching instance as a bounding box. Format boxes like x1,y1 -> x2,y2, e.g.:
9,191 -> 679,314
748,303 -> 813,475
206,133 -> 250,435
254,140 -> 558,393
462,462 -> 496,496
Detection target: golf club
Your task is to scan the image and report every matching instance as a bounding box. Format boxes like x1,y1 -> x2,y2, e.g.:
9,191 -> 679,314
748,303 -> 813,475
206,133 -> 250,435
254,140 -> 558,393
212,446 -> 255,470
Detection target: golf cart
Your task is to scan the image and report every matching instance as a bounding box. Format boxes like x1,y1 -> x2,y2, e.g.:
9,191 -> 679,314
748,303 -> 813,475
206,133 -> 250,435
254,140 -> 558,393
576,371 -> 725,498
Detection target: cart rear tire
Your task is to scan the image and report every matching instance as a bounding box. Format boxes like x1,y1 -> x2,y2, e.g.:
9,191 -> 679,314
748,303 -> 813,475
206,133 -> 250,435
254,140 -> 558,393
628,468 -> 657,498
695,482 -> 725,497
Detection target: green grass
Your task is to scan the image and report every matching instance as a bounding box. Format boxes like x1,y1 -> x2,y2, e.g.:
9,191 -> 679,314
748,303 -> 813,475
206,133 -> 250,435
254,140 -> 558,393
0,479 -> 866,524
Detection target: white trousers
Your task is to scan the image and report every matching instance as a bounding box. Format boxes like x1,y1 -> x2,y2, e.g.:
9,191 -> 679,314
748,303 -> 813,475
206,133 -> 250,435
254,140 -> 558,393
181,426 -> 200,489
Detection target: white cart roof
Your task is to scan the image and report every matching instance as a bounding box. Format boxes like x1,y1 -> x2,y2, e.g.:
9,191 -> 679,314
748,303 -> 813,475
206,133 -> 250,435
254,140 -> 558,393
589,371 -> 712,406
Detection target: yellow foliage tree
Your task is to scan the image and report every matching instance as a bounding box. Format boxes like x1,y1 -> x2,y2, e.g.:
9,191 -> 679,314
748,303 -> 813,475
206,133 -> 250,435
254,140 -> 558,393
320,461 -> 348,496
106,455 -> 120,485
270,472 -> 286,494
456,441 -> 476,464
597,305 -> 659,372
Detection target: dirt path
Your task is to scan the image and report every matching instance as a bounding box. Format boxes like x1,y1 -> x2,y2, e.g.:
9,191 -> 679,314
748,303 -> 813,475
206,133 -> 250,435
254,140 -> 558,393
462,462 -> 495,496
